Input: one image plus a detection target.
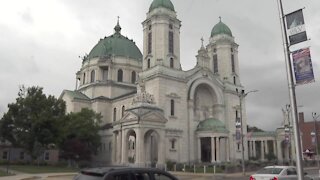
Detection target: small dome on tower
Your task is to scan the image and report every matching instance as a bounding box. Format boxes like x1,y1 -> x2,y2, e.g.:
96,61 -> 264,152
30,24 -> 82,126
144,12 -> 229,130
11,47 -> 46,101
211,18 -> 232,37
149,0 -> 175,12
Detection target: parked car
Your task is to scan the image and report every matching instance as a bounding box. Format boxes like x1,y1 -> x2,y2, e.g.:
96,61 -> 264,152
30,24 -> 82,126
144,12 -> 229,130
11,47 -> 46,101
249,166 -> 316,180
73,166 -> 178,180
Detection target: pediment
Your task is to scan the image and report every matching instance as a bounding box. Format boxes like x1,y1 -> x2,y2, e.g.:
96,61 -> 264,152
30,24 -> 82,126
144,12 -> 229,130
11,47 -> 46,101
140,111 -> 168,124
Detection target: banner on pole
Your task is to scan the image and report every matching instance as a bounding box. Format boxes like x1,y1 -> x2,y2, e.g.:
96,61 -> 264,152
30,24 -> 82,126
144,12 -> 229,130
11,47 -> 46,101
292,47 -> 315,85
285,9 -> 307,45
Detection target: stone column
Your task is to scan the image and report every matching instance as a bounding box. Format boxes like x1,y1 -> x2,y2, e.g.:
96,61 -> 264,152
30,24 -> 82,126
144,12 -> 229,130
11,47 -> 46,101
121,129 -> 128,164
211,137 -> 215,162
112,132 -> 117,164
226,138 -> 230,161
265,140 -> 269,155
273,140 -> 277,156
216,137 -> 220,162
253,140 -> 256,158
198,137 -> 202,162
276,140 -> 283,163
260,140 -> 265,161
135,128 -> 144,166
157,130 -> 165,166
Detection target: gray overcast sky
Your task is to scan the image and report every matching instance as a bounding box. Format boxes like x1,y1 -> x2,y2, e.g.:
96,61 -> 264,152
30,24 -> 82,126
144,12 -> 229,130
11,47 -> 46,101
0,0 -> 319,131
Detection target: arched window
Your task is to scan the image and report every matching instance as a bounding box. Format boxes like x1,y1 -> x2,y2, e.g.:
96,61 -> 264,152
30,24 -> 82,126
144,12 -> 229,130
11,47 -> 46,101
122,105 -> 125,117
90,70 -> 95,83
131,71 -> 136,84
169,31 -> 174,54
170,99 -> 175,116
83,73 -> 86,84
148,32 -> 152,54
233,76 -> 236,85
170,58 -> 174,68
117,69 -> 123,82
231,54 -> 235,73
113,108 -> 117,122
147,59 -> 151,69
213,54 -> 218,73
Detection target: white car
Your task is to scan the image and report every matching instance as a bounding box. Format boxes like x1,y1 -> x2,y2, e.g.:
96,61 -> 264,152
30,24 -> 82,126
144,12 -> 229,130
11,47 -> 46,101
249,166 -> 315,180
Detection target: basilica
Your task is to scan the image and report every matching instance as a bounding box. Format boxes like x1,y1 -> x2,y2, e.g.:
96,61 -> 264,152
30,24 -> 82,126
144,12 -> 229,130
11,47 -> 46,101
60,0 -> 294,167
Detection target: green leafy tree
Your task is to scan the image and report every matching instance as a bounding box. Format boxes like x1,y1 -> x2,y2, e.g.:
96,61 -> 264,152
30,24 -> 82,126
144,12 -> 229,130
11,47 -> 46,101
0,86 -> 66,160
59,108 -> 102,162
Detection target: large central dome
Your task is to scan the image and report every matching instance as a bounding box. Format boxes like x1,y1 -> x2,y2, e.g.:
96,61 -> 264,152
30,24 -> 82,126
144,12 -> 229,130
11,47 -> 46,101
88,22 -> 142,61
149,0 -> 175,12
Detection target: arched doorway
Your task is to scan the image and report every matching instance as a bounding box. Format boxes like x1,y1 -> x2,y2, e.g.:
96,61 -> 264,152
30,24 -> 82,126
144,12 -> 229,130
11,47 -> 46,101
127,130 -> 136,163
194,84 -> 218,121
144,130 -> 159,167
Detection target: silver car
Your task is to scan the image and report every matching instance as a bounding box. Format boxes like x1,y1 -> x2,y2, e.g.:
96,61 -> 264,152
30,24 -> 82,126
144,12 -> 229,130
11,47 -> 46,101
249,166 -> 315,180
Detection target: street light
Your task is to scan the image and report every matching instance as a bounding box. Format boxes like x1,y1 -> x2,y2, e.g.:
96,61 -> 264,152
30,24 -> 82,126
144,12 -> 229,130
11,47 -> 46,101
236,89 -> 258,175
312,112 -> 320,177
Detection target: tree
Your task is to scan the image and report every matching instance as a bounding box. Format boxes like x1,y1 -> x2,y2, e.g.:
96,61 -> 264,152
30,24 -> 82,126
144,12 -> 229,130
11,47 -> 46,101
247,125 -> 264,132
0,86 -> 66,160
59,108 -> 102,162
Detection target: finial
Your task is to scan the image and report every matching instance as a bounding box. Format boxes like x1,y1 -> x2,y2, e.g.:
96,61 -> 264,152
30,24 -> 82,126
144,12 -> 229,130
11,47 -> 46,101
200,37 -> 204,47
114,16 -> 121,34
219,16 -> 222,22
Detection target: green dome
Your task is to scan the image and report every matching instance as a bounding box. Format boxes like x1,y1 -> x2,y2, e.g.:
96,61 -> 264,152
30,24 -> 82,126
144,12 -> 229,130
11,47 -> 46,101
149,0 -> 175,12
88,22 -> 142,61
211,20 -> 232,37
197,118 -> 229,133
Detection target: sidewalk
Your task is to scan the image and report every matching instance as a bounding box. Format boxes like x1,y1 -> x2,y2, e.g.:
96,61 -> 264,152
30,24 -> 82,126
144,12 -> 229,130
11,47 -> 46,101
0,173 -> 76,180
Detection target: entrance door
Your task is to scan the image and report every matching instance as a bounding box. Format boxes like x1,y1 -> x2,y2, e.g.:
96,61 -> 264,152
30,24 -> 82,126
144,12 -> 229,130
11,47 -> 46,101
201,137 -> 211,162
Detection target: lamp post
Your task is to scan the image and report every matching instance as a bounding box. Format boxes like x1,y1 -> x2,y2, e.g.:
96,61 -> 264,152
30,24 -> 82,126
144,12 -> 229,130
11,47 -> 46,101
236,89 -> 258,175
312,112 -> 320,177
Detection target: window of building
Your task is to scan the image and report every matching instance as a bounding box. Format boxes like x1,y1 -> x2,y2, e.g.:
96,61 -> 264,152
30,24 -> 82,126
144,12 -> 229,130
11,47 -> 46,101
231,54 -> 235,73
231,48 -> 233,53
213,48 -> 217,53
122,105 -> 125,117
169,31 -> 174,54
20,152 -> 24,160
170,99 -> 175,116
131,71 -> 136,84
170,58 -> 174,68
148,32 -> 152,54
44,152 -> 49,161
149,25 -> 152,30
233,76 -> 236,85
2,151 -> 8,160
171,139 -> 176,149
169,23 -> 173,29
109,142 -> 112,152
90,70 -> 95,82
147,59 -> 151,69
102,67 -> 109,81
83,73 -> 86,84
213,54 -> 218,73
113,108 -> 117,122
117,69 -> 123,82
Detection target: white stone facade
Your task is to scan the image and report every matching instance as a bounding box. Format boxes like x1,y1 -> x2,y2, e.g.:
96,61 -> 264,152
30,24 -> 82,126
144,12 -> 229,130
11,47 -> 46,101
60,1 -> 260,167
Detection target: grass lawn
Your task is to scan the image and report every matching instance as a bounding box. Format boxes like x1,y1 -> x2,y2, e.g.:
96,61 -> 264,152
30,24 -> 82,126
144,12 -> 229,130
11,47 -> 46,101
0,169 -> 12,177
9,165 -> 78,174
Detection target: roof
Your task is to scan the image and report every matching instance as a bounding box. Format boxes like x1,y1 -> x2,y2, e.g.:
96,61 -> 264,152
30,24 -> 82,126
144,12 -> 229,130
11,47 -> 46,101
211,19 -> 232,37
197,118 -> 228,133
88,22 -> 142,61
63,90 -> 90,100
149,0 -> 175,12
252,131 -> 276,137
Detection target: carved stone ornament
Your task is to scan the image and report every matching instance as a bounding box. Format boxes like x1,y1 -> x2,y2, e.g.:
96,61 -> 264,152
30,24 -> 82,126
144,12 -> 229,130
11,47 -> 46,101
132,79 -> 155,104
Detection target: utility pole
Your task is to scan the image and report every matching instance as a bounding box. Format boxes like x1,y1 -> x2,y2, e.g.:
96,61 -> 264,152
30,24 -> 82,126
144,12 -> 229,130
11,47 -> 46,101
277,0 -> 304,179
312,112 -> 320,177
237,89 -> 258,175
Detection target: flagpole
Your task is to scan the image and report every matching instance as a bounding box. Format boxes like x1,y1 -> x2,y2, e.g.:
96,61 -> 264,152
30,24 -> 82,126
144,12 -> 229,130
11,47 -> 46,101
278,0 -> 304,179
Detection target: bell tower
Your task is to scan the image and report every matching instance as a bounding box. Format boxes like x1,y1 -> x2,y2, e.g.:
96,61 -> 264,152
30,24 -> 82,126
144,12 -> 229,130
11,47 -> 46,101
142,0 -> 181,71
